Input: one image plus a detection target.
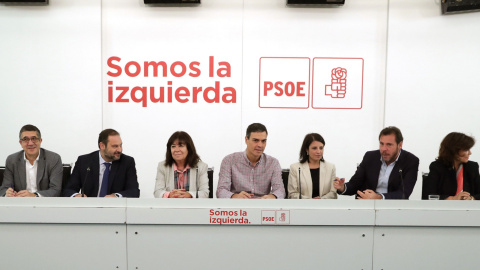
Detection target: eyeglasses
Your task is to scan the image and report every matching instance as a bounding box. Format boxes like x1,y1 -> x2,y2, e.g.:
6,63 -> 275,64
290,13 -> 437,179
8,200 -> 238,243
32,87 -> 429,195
21,137 -> 40,143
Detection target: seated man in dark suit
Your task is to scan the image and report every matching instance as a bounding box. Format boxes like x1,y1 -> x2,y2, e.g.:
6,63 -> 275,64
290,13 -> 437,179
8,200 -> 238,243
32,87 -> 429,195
334,126 -> 419,199
63,128 -> 140,198
0,124 -> 63,197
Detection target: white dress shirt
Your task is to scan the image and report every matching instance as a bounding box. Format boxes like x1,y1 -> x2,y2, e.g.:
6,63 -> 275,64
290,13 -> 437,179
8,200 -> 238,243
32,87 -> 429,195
377,150 -> 402,199
24,152 -> 40,196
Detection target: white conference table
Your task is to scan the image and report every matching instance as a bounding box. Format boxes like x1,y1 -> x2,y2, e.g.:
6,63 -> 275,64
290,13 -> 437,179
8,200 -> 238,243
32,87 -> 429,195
0,199 -> 479,270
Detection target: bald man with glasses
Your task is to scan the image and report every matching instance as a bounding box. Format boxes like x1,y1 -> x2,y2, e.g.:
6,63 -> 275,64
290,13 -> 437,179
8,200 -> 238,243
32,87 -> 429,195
0,124 -> 63,197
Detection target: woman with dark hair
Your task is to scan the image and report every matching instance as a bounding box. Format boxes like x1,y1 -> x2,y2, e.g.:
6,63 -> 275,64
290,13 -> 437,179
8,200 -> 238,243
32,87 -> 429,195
426,132 -> 480,200
154,131 -> 209,198
287,133 -> 337,199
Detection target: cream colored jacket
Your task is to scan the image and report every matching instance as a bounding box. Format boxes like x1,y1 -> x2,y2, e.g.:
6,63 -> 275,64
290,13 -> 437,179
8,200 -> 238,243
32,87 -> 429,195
288,161 -> 337,199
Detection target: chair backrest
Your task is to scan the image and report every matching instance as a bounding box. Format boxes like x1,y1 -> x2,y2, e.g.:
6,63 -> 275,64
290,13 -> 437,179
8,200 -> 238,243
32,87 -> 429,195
0,165 -> 71,191
61,164 -> 72,192
421,172 -> 429,200
0,165 -> 71,193
0,166 -> 5,186
208,167 -> 214,198
282,169 -> 290,199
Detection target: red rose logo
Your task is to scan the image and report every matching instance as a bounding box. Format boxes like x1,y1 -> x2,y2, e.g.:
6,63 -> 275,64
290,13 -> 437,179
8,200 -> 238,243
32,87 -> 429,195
325,67 -> 347,98
333,67 -> 347,80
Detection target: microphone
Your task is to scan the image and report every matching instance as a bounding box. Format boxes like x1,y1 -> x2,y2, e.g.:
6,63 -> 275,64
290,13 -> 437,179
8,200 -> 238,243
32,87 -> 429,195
298,167 -> 302,199
399,169 -> 405,199
81,167 -> 90,197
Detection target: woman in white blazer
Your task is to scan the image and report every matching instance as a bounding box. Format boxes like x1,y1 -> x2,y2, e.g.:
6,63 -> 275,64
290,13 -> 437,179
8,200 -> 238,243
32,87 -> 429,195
288,133 -> 337,199
154,131 -> 209,198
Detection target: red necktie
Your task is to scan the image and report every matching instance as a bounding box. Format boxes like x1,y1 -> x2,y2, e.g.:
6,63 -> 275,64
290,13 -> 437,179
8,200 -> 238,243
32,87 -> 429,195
456,166 -> 464,195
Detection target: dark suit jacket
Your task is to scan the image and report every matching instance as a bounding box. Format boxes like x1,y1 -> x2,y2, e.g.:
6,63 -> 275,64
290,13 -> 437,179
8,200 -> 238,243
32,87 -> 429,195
0,148 -> 63,197
62,151 -> 140,198
425,160 -> 480,200
343,149 -> 419,199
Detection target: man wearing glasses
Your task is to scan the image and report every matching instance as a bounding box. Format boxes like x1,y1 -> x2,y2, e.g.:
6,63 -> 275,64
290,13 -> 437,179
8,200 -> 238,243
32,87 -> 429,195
0,124 -> 63,197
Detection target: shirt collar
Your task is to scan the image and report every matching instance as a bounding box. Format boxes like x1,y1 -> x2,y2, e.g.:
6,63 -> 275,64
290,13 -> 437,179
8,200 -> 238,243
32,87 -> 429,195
243,150 -> 264,166
23,150 -> 41,162
173,163 -> 191,173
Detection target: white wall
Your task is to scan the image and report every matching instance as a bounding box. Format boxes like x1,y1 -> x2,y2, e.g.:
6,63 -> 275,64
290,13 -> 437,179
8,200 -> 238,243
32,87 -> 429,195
385,0 -> 480,199
0,0 -> 102,165
1,0 -> 478,199
101,0 -> 243,197
242,0 -> 388,185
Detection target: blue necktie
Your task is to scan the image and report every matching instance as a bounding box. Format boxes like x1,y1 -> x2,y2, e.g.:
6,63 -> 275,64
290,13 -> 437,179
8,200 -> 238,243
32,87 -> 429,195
99,162 -> 110,197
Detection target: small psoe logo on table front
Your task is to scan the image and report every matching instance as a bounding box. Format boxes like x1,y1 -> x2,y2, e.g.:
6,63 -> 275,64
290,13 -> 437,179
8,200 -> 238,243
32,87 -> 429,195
325,67 -> 347,98
261,210 -> 276,225
276,210 -> 290,225
261,210 -> 290,225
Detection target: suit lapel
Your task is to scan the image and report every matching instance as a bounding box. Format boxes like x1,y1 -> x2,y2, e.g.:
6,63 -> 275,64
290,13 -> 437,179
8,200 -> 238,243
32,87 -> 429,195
388,152 -> 402,190
319,161 -> 327,197
167,166 -> 175,191
17,152 -> 27,191
190,167 -> 197,194
301,162 -> 311,198
36,149 -> 45,186
109,159 -> 120,193
371,152 -> 383,190
90,152 -> 101,196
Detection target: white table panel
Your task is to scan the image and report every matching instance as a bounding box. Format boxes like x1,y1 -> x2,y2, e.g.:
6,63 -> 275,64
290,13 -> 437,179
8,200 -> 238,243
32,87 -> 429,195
1,199 -> 479,270
373,226 -> 480,270
375,200 -> 480,227
126,199 -> 376,225
0,223 -> 127,270
127,224 -> 374,270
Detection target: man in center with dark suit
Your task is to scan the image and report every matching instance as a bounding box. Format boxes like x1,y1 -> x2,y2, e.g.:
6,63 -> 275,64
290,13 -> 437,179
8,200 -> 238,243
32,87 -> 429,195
63,128 -> 140,198
334,126 -> 419,199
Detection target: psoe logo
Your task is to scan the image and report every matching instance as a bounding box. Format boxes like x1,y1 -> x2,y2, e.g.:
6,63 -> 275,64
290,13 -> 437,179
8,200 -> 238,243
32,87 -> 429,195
259,57 -> 310,109
312,57 -> 364,109
261,210 -> 276,225
325,67 -> 347,98
276,210 -> 290,225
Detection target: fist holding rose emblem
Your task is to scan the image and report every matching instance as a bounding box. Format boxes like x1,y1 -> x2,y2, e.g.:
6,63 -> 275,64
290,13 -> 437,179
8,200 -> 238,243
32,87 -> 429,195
325,67 -> 347,98
333,67 -> 347,80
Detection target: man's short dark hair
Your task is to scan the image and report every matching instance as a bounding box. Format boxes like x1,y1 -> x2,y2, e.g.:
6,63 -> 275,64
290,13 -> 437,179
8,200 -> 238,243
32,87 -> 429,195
19,124 -> 41,139
379,126 -> 403,144
98,128 -> 120,149
246,123 -> 268,139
